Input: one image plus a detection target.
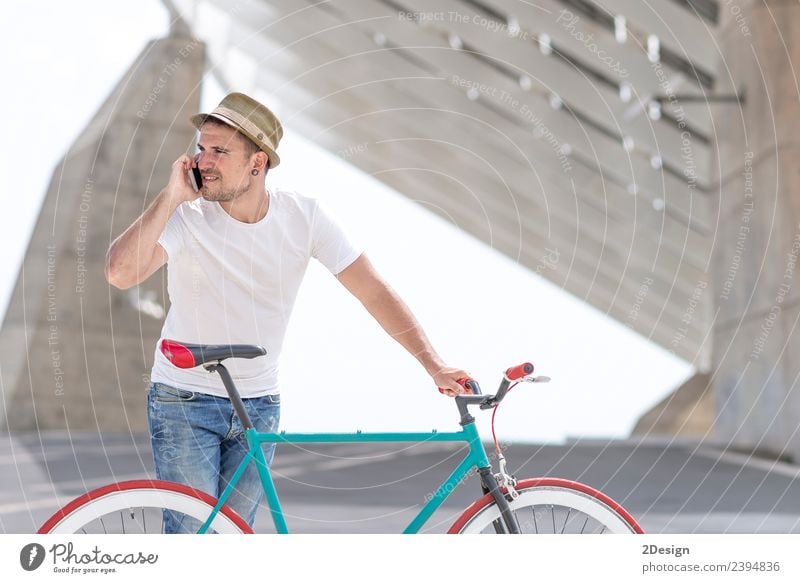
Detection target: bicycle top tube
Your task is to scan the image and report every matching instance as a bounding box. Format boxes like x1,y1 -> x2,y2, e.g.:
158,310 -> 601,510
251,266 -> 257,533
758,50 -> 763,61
247,428 -> 477,444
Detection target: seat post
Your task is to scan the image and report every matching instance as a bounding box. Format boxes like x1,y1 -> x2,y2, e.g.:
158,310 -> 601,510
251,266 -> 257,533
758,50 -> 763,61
205,362 -> 255,430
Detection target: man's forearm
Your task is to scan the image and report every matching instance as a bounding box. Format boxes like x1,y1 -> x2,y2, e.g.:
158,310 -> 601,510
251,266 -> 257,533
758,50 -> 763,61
105,189 -> 178,287
360,284 -> 446,375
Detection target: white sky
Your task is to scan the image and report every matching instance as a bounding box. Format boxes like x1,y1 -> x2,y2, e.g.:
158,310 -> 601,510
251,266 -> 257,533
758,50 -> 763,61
0,1 -> 692,443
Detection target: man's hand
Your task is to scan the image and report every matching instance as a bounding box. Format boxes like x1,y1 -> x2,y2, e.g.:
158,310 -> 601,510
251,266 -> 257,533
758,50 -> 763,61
165,154 -> 201,205
433,366 -> 475,397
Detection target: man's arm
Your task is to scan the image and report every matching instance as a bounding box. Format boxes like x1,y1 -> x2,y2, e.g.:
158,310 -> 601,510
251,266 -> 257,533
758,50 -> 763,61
105,154 -> 197,289
336,254 -> 471,396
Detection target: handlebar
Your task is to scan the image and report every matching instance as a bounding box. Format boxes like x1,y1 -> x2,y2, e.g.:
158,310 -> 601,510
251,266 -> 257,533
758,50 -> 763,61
437,362 -> 533,397
505,362 -> 534,381
437,377 -> 482,396
440,362 -> 538,426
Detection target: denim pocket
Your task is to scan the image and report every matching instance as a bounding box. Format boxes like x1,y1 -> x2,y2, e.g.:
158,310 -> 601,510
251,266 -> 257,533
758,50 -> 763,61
150,382 -> 196,403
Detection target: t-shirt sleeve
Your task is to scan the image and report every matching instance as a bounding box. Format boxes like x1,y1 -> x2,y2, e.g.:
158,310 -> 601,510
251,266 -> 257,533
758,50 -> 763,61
157,204 -> 187,259
310,200 -> 362,275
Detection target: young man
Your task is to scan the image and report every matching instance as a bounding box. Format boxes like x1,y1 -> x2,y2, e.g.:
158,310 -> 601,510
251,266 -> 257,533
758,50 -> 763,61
105,92 -> 471,533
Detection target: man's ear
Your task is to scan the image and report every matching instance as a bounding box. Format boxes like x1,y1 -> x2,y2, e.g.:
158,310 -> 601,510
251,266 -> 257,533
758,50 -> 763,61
254,151 -> 269,172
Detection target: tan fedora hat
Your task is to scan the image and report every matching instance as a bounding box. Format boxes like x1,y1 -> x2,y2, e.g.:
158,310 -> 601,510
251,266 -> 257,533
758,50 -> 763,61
190,92 -> 283,168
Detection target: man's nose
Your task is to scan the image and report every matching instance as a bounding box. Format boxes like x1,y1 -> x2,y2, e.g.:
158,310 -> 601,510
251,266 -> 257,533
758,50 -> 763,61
195,152 -> 215,169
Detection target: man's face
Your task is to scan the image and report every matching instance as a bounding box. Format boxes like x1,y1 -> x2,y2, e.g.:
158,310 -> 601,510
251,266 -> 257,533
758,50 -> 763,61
195,122 -> 256,201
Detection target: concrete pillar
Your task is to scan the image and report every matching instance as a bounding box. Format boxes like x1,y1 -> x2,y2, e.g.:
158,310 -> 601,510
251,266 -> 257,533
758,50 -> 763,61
0,28 -> 204,432
711,1 -> 800,460
632,373 -> 713,438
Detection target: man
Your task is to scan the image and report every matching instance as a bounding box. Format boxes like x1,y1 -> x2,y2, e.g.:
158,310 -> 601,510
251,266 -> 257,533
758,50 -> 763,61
105,92 -> 471,533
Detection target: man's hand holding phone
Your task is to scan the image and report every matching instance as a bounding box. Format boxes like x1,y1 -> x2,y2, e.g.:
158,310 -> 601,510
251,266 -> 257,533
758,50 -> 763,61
164,154 -> 202,207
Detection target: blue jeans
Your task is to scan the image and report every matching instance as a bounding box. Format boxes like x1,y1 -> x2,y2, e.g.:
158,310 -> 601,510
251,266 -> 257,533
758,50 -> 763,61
147,382 -> 280,533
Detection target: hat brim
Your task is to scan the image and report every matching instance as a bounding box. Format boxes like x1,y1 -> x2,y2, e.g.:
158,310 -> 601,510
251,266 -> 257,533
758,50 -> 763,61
190,112 -> 281,169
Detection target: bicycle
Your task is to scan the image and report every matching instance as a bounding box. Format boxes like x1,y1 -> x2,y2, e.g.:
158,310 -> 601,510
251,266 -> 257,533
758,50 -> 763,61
38,339 -> 644,534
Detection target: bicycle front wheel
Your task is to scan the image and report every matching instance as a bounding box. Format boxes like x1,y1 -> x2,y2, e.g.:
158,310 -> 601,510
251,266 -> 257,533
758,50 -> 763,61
38,480 -> 253,534
449,478 -> 643,534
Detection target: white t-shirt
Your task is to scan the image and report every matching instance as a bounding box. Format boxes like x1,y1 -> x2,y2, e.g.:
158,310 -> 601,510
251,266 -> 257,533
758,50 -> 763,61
150,188 -> 362,398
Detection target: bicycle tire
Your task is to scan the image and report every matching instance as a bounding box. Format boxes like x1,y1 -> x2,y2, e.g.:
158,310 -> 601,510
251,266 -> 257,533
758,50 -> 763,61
37,480 -> 253,534
449,478 -> 644,534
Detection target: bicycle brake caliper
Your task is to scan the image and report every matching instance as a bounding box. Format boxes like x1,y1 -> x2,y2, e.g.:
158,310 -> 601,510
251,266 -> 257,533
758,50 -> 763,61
495,454 -> 519,500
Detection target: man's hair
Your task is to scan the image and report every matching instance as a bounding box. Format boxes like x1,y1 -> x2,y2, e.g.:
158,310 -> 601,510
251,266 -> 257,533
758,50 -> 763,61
201,117 -> 262,157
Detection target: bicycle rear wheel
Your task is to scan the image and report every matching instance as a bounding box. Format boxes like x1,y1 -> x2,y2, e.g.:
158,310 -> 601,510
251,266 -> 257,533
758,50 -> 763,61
38,480 -> 253,534
449,478 -> 643,534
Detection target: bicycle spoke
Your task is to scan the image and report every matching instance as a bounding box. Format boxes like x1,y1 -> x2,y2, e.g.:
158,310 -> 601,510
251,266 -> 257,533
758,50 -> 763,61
580,515 -> 590,534
560,508 -> 571,534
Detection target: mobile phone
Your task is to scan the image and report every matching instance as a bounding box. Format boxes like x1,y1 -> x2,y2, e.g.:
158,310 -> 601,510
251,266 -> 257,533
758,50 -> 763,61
188,166 -> 203,192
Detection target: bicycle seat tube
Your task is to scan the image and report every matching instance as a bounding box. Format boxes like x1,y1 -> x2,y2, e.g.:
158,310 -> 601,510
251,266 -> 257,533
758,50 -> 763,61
204,362 -> 255,430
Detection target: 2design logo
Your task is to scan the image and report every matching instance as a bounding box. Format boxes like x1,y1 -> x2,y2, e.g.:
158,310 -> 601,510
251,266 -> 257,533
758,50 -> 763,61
20,543 -> 46,571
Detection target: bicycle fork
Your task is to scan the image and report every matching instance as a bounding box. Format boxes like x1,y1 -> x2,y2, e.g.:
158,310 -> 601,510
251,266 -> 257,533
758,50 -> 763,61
478,466 -> 521,534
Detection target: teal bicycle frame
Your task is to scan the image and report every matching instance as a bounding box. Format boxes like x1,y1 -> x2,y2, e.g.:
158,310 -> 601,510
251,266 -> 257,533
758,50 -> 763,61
198,423 -> 491,534
186,356 -> 527,534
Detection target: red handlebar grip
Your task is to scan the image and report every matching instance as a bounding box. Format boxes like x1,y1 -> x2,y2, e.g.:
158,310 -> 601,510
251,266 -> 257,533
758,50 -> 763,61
438,378 -> 479,395
505,362 -> 534,381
